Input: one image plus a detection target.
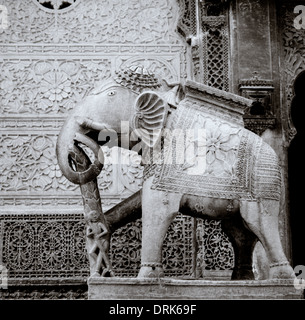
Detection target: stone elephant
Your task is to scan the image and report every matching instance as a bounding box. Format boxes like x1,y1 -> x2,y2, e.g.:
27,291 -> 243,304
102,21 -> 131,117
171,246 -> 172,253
56,65 -> 294,279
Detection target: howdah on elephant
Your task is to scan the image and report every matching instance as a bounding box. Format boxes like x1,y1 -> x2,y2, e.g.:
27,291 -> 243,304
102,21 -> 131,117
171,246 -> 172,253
56,65 -> 295,279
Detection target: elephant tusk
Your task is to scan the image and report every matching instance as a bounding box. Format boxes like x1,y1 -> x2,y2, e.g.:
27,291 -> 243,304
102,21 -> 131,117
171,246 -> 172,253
75,116 -> 110,131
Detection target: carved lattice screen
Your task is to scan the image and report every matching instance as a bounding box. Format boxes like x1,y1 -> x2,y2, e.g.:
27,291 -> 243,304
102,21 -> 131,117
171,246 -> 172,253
177,0 -> 230,91
0,0 -> 234,284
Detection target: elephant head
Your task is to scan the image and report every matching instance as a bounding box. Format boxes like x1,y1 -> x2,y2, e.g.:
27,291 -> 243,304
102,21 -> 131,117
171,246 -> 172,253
56,65 -> 184,185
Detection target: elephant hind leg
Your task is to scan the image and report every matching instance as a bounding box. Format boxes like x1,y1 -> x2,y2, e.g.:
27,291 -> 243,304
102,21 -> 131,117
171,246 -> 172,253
221,215 -> 258,280
239,199 -> 295,279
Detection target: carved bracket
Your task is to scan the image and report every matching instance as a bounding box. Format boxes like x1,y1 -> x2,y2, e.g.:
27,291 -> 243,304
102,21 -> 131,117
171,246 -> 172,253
239,75 -> 276,135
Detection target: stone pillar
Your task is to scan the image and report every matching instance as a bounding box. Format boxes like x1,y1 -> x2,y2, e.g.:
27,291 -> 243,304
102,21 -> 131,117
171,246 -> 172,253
230,0 -> 292,262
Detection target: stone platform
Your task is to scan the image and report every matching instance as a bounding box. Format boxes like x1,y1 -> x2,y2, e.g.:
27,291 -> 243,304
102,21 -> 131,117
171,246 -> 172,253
88,277 -> 304,300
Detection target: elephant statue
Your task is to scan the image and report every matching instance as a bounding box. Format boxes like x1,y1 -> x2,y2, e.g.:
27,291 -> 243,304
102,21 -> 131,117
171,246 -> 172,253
56,65 -> 295,280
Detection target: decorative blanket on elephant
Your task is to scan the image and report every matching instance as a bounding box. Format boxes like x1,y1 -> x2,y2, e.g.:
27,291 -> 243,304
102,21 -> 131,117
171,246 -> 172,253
145,103 -> 281,201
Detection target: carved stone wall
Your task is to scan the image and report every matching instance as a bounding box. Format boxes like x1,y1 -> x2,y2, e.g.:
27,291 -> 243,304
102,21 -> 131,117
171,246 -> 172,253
278,0 -> 305,145
0,0 -> 236,298
277,0 -> 305,269
177,0 -> 230,91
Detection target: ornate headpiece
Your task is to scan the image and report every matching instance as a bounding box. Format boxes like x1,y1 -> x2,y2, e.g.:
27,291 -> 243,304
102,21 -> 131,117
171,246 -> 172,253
114,65 -> 162,94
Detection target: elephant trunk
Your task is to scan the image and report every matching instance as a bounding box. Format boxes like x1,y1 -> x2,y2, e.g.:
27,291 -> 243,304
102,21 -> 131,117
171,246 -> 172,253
56,117 -> 104,185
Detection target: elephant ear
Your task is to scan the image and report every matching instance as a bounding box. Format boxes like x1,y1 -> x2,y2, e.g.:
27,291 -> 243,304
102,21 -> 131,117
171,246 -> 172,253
133,91 -> 168,148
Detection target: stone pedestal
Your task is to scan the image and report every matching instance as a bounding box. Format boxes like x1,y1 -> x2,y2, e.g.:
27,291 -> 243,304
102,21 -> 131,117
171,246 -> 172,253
88,277 -> 304,300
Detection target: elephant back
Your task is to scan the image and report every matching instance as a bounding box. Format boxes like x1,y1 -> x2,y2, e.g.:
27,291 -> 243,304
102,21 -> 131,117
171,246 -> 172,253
145,101 -> 281,202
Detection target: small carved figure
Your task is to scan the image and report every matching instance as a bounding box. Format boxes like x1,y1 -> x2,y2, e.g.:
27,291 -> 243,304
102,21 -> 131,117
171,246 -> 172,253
86,211 -> 114,277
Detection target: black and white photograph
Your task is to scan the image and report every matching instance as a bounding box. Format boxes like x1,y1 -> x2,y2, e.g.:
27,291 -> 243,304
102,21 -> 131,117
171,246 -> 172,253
0,0 -> 304,308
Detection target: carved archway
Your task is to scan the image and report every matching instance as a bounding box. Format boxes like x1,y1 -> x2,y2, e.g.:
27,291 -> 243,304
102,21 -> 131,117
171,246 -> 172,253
288,71 -> 305,267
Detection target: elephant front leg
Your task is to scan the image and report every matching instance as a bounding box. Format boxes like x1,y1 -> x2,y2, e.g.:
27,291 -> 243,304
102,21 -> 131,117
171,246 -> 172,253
138,178 -> 180,278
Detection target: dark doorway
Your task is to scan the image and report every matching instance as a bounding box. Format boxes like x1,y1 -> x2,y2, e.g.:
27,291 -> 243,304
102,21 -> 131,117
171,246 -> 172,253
288,71 -> 305,267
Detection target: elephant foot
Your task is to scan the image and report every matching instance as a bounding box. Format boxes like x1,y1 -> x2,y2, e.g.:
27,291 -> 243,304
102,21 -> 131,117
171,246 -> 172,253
231,266 -> 255,280
269,262 -> 295,279
92,271 -> 100,277
137,263 -> 164,278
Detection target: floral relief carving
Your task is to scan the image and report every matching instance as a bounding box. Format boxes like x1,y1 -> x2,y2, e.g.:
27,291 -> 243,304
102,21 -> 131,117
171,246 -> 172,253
0,59 -> 111,114
280,1 -> 305,143
2,214 -> 91,278
163,215 -> 194,275
1,0 -> 181,44
110,214 -> 196,278
0,134 -> 77,193
194,115 -> 241,178
197,219 -> 234,271
38,223 -> 66,270
6,222 -> 34,270
0,135 -> 144,197
71,221 -> 88,269
0,55 -> 183,115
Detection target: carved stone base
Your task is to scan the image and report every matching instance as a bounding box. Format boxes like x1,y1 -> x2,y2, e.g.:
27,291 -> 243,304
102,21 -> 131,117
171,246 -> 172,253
88,277 -> 304,300
0,278 -> 88,300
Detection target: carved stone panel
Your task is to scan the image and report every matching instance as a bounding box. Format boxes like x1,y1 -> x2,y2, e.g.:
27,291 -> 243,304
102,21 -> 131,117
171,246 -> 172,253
239,76 -> 276,135
177,0 -> 230,91
0,0 -> 186,209
0,211 -> 234,280
279,0 -> 305,144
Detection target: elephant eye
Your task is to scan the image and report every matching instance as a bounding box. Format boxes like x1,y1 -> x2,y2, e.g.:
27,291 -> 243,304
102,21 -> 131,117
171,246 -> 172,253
107,90 -> 116,96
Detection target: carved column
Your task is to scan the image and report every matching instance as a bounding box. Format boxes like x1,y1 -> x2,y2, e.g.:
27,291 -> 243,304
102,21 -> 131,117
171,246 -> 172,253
230,0 -> 292,260
278,0 -> 305,268
239,76 -> 276,135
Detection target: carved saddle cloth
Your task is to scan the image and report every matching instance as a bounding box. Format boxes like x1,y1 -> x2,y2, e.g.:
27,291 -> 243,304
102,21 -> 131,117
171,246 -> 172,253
145,102 -> 281,201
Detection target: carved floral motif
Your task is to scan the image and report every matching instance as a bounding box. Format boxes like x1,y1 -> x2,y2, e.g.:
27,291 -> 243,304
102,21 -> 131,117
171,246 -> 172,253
6,222 -> 34,270
280,1 -> 305,143
2,214 -> 89,278
0,134 -> 77,192
1,0 -> 181,44
1,212 -> 234,280
0,59 -> 111,114
197,219 -> 234,270
0,136 -> 144,198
